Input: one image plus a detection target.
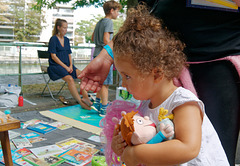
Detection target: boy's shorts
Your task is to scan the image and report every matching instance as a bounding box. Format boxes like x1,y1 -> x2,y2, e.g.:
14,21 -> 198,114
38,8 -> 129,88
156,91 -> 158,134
103,65 -> 113,85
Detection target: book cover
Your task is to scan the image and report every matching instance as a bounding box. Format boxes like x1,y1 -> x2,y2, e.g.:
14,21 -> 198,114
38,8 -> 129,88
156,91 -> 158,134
55,137 -> 95,148
15,148 -> 32,157
8,130 -> 21,139
28,136 -> 47,143
186,0 -> 239,12
30,145 -> 64,158
12,137 -> 33,148
21,132 -> 40,139
14,158 -> 33,166
49,121 -> 72,130
58,149 -> 92,166
22,154 -> 65,166
0,149 -> 22,164
27,123 -> 57,134
21,119 -> 43,129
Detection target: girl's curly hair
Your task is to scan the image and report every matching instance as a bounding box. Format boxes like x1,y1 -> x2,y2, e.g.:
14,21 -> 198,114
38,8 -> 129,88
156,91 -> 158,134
113,5 -> 186,79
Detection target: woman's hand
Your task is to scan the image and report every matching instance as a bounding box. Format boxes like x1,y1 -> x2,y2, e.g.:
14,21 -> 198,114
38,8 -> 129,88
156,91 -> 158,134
111,126 -> 127,156
233,0 -> 240,6
78,42 -> 114,92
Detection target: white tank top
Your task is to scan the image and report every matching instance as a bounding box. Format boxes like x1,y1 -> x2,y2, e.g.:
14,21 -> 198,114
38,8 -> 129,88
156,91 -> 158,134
140,87 -> 229,166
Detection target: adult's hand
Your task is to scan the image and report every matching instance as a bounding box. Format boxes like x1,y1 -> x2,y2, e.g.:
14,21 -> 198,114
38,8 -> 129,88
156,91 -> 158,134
78,42 -> 114,92
233,0 -> 240,6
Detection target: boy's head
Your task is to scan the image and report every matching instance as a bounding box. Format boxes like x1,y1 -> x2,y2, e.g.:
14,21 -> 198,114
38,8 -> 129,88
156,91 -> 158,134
103,0 -> 122,18
113,5 -> 186,80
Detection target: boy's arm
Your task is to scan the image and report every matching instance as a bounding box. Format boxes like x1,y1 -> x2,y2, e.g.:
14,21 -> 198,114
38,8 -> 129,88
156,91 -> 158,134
103,32 -> 111,45
121,103 -> 202,166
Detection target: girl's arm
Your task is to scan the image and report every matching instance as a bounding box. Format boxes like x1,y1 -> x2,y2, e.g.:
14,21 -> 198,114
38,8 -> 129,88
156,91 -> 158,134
121,102 -> 203,166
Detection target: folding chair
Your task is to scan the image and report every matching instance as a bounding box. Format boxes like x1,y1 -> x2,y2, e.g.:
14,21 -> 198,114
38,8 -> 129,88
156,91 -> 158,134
37,50 -> 66,101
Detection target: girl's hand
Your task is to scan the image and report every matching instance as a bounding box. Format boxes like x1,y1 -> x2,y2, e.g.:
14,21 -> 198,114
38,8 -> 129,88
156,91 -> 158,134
111,126 -> 127,156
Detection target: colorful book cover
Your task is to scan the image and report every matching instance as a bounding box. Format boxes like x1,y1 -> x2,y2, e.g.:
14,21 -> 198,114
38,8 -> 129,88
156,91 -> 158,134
30,145 -> 64,158
48,121 -> 72,130
28,136 -> 47,143
22,154 -> 65,166
58,149 -> 92,165
14,158 -> 33,166
55,137 -> 95,148
186,0 -> 239,12
21,119 -> 43,129
27,123 -> 57,134
0,149 -> 22,164
21,132 -> 40,139
12,137 -> 33,148
15,148 -> 32,157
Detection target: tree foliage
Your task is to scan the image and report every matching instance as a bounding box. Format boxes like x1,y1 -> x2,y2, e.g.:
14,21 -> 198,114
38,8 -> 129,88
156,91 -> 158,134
34,0 -> 138,11
0,0 -> 45,42
74,14 -> 124,45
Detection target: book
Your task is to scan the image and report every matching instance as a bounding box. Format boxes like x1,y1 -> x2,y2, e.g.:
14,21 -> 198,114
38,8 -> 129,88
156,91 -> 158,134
48,121 -> 72,130
30,145 -> 64,158
186,0 -> 239,12
58,149 -> 92,166
21,132 -> 40,139
55,137 -> 95,149
12,137 -> 33,148
8,130 -> 21,139
21,119 -> 43,129
27,123 -> 57,134
0,149 -> 22,164
28,136 -> 47,143
14,158 -> 33,166
22,154 -> 65,166
15,148 -> 32,157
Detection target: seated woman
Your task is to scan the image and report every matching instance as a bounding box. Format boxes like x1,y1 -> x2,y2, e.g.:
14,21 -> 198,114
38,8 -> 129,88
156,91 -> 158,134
48,18 -> 91,110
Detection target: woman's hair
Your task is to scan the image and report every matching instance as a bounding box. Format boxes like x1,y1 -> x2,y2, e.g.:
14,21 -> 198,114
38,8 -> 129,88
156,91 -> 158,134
52,18 -> 67,36
113,5 -> 186,79
103,0 -> 122,15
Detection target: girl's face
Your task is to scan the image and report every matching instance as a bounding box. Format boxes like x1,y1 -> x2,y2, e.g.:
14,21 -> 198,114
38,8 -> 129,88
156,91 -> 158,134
114,57 -> 155,101
57,22 -> 68,36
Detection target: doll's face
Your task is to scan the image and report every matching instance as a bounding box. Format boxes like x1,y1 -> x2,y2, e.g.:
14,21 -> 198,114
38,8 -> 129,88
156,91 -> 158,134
131,114 -> 157,144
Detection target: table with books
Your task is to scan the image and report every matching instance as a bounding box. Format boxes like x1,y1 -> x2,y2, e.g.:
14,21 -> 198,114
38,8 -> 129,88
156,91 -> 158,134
0,118 -> 20,165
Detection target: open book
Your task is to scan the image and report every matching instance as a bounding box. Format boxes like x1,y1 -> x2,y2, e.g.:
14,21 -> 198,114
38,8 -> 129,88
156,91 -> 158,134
187,0 -> 239,12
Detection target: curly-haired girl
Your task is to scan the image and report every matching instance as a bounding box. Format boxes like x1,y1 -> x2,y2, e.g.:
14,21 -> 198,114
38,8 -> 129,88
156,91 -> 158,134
110,5 -> 229,166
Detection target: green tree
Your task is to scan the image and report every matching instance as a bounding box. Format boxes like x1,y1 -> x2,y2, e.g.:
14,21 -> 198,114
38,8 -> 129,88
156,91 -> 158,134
0,0 -> 45,42
34,0 -> 138,11
74,14 -> 124,45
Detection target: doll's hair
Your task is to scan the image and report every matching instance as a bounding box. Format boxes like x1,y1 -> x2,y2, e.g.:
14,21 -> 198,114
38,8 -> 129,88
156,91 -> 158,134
113,4 -> 186,79
100,100 -> 141,165
120,111 -> 138,146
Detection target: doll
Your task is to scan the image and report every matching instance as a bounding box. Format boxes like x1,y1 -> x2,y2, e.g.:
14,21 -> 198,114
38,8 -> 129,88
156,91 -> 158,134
113,108 -> 174,146
100,100 -> 174,165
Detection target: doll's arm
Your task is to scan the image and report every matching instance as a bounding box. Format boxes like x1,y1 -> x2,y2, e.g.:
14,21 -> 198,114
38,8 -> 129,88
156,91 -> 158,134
147,122 -> 174,144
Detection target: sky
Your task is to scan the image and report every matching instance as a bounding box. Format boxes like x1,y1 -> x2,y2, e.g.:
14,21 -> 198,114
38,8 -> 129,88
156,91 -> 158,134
75,6 -> 104,21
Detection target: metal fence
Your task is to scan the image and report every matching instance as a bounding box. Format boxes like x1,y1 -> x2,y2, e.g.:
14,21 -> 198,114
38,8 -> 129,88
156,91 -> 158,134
0,42 -> 93,88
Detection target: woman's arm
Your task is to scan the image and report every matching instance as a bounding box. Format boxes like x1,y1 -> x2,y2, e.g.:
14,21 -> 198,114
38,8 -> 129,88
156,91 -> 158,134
50,53 -> 71,72
78,41 -> 114,92
121,102 -> 203,166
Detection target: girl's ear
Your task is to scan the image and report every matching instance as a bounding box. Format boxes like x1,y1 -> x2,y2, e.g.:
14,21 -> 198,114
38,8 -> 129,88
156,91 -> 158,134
153,68 -> 163,81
